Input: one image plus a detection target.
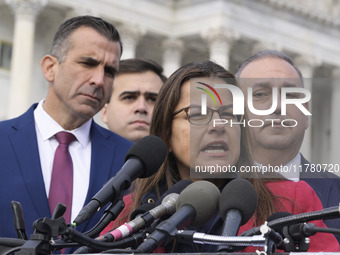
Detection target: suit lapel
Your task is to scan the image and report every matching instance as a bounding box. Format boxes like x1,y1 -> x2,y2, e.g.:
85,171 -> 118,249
8,105 -> 51,218
76,122 -> 116,232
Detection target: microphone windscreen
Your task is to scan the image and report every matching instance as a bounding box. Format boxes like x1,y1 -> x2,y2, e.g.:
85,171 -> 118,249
219,179 -> 258,225
176,180 -> 220,226
130,202 -> 157,220
124,135 -> 167,178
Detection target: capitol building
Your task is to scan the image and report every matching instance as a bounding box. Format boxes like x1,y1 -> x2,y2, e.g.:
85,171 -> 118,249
0,0 -> 339,166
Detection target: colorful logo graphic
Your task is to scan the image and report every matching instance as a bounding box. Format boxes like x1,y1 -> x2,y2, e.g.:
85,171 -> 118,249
196,82 -> 222,106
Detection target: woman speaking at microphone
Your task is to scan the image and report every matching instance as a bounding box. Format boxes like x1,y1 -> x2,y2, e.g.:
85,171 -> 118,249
101,61 -> 339,252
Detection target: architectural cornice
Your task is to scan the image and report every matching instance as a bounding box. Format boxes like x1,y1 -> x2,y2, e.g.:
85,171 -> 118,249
258,0 -> 340,27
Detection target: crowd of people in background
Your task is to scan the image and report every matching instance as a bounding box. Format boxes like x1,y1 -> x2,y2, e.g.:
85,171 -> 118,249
0,15 -> 340,254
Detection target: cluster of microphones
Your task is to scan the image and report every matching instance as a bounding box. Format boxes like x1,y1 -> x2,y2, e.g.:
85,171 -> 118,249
3,136 -> 340,254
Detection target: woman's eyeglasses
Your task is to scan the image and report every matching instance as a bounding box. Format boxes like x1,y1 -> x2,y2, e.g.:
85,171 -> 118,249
172,106 -> 243,125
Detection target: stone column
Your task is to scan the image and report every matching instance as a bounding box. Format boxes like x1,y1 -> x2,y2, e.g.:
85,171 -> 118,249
161,38 -> 184,77
119,24 -> 146,60
201,27 -> 238,70
6,0 -> 46,118
294,55 -> 319,161
330,68 -> 340,165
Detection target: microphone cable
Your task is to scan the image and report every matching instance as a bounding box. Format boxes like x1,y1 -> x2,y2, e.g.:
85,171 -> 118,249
310,226 -> 340,235
242,205 -> 340,236
81,199 -> 125,238
0,238 -> 26,255
2,246 -> 22,255
62,226 -> 144,253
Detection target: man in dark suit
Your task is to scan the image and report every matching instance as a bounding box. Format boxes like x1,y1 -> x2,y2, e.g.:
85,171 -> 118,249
0,15 -> 132,241
236,50 -> 340,242
300,155 -> 340,239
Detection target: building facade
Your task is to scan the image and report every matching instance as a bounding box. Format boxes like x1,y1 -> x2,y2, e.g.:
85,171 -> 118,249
0,0 -> 339,165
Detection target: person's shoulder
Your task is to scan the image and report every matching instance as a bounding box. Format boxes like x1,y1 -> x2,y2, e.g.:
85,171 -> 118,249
0,116 -> 15,130
266,180 -> 324,212
293,179 -> 316,191
91,122 -> 133,147
0,104 -> 37,131
270,179 -> 318,194
265,179 -> 315,195
300,154 -> 340,179
265,179 -> 297,188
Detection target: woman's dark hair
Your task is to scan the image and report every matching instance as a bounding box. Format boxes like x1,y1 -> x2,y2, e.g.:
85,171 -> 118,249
132,60 -> 278,224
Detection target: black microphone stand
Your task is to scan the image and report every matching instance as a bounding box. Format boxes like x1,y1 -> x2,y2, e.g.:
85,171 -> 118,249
4,199 -> 143,254
281,224 -> 309,252
3,203 -> 76,255
8,216 -> 68,255
5,214 -> 145,255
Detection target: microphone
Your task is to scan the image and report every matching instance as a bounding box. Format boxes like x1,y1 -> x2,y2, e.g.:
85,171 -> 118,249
217,178 -> 258,252
266,211 -> 340,252
130,202 -> 157,220
136,180 -> 220,253
131,179 -> 193,220
242,205 -> 340,237
74,135 -> 167,226
74,180 -> 193,254
131,179 -> 193,218
10,201 -> 27,240
102,193 -> 178,242
130,179 -> 193,221
266,212 -> 293,250
267,212 -> 312,251
101,179 -> 193,242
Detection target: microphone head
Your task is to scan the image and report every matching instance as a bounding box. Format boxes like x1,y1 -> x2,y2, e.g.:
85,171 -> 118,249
219,179 -> 258,225
161,193 -> 179,215
176,180 -> 220,226
130,180 -> 192,220
124,135 -> 167,178
130,202 -> 157,220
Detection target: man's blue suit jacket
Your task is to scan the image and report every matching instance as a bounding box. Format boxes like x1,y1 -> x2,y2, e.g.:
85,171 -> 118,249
0,104 -> 132,239
300,155 -> 340,243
